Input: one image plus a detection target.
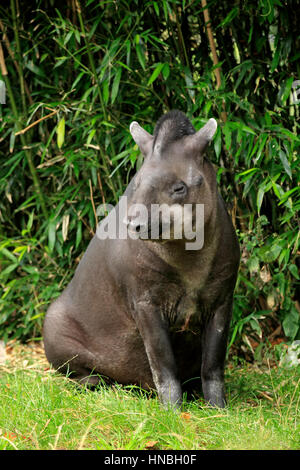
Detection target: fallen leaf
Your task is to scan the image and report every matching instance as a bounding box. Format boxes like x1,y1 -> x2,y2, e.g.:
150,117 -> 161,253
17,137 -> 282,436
145,440 -> 158,449
3,432 -> 17,440
180,412 -> 191,421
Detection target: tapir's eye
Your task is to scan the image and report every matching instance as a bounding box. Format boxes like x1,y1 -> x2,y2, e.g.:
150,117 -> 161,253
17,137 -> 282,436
172,182 -> 187,196
194,174 -> 203,186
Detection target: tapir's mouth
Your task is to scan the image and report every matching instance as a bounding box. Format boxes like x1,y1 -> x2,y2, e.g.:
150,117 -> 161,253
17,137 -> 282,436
127,227 -> 149,238
127,222 -> 182,242
125,207 -> 200,242
127,224 -> 160,241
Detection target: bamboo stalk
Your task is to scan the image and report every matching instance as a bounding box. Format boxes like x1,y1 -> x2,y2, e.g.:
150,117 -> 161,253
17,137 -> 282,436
201,0 -> 222,89
75,0 -> 122,196
0,19 -> 33,105
11,0 -> 27,117
97,170 -> 106,207
74,0 -> 122,197
0,42 -> 8,76
174,9 -> 190,70
201,0 -> 227,122
0,42 -> 48,219
88,179 -> 97,233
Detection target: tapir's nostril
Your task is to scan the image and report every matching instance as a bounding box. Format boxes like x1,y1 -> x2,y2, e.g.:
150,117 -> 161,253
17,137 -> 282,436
128,220 -> 145,234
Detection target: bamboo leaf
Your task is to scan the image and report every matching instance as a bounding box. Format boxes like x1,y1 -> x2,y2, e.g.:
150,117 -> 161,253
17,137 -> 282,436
1,263 -> 19,276
279,150 -> 292,179
62,214 -> 70,242
76,221 -> 82,249
0,247 -> 18,263
111,68 -> 122,104
217,7 -> 239,28
162,63 -> 170,80
56,118 -> 65,149
257,187 -> 265,213
147,63 -> 164,86
153,1 -> 159,15
25,60 -> 46,77
48,219 -> 57,252
280,76 -> 294,105
135,43 -> 146,71
214,127 -> 222,160
289,264 -> 300,280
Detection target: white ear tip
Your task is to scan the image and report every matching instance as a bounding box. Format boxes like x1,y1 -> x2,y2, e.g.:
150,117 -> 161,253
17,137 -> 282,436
206,118 -> 217,139
130,121 -> 139,133
208,117 -> 217,126
208,117 -> 217,130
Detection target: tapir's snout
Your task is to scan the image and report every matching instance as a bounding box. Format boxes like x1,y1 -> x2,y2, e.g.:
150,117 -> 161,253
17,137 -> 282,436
124,213 -> 149,239
127,217 -> 147,235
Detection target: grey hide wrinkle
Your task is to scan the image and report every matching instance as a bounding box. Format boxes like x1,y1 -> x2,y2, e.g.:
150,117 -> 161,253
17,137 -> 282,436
43,110 -> 240,408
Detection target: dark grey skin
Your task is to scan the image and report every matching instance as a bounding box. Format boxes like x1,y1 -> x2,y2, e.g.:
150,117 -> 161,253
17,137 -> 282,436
43,110 -> 240,408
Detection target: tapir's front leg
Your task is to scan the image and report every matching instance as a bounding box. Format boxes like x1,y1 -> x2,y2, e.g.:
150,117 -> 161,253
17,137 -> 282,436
201,296 -> 233,408
134,300 -> 182,407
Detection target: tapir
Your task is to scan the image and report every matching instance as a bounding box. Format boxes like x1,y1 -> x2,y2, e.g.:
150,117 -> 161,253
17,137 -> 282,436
43,110 -> 240,408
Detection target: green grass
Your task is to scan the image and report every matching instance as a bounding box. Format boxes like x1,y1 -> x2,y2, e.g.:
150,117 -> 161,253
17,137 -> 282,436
0,343 -> 299,450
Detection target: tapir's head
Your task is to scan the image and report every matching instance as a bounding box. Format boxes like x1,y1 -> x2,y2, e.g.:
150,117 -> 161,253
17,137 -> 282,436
125,110 -> 218,245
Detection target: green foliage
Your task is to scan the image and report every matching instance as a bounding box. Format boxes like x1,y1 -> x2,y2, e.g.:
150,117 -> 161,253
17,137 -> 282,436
0,0 -> 299,354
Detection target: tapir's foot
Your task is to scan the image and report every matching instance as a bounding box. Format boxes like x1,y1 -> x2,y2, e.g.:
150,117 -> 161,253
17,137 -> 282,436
202,379 -> 226,408
67,366 -> 102,387
157,378 -> 182,409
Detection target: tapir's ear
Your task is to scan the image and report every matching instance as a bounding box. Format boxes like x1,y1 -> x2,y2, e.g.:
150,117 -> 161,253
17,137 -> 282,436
130,121 -> 153,157
186,118 -> 217,155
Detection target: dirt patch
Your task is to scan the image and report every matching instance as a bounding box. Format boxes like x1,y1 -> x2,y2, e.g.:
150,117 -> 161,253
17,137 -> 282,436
0,340 -> 49,373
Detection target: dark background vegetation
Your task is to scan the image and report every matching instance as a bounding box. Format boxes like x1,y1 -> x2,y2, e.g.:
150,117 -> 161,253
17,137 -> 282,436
0,0 -> 299,361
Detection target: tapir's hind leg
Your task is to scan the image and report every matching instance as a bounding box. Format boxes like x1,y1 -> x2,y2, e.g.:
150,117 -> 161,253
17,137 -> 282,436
44,299 -> 155,390
43,304 -> 102,387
